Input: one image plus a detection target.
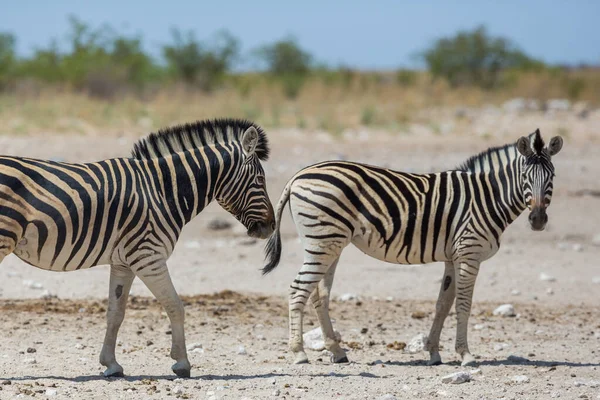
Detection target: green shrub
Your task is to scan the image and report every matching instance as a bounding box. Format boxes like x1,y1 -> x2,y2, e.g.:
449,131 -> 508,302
422,25 -> 545,89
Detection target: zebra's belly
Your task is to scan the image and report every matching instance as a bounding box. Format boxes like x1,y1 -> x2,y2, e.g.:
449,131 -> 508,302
12,225 -> 113,271
351,232 -> 449,265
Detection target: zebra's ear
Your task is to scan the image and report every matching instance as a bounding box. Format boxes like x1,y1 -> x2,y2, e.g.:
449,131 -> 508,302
241,126 -> 259,156
516,136 -> 533,157
547,136 -> 563,156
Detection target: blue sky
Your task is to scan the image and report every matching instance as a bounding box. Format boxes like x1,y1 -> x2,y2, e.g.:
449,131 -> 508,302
3,0 -> 599,69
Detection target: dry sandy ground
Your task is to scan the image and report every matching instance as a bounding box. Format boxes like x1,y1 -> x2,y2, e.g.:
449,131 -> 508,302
0,109 -> 599,399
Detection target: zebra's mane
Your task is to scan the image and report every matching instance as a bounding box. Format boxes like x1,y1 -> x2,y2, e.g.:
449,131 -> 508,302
131,118 -> 269,161
457,143 -> 516,172
458,131 -> 542,172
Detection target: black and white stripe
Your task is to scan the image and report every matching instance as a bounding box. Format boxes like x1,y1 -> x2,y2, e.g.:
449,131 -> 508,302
263,129 -> 562,366
0,118 -> 274,377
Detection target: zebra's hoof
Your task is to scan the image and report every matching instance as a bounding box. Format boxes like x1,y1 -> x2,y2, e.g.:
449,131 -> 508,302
460,353 -> 477,367
333,355 -> 349,364
103,365 -> 125,378
293,352 -> 309,364
172,360 -> 191,378
428,353 -> 442,366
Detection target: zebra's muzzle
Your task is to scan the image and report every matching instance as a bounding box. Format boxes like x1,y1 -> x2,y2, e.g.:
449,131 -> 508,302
247,220 -> 275,239
528,207 -> 548,231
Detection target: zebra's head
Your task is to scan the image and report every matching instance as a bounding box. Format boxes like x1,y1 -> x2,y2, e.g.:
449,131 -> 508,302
516,129 -> 563,231
218,126 -> 275,239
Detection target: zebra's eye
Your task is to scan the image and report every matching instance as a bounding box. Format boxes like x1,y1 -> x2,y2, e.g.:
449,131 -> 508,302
256,176 -> 265,185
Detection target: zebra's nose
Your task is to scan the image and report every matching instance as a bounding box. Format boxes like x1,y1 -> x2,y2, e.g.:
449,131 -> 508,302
528,209 -> 548,231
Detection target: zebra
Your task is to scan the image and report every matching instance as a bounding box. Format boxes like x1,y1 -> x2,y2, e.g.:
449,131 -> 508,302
263,129 -> 563,367
0,118 -> 274,377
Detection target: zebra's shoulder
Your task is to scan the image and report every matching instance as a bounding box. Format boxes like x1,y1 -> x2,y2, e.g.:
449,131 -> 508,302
131,118 -> 269,161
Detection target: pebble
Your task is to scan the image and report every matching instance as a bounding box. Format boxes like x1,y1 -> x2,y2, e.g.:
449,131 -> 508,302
493,304 -> 516,317
272,389 -> 281,396
45,389 -> 57,396
572,243 -> 583,252
512,375 -> 530,384
441,371 -> 471,384
187,343 -> 203,351
207,218 -> 232,231
591,234 -> 600,247
173,386 -> 183,395
255,334 -> 265,341
473,324 -> 485,330
547,288 -> 555,295
26,348 -> 36,353
237,346 -> 247,355
303,327 -> 342,351
378,395 -> 398,400
406,333 -> 427,354
22,280 -> 44,290
338,293 -> 359,302
74,343 -> 85,350
511,289 -> 521,296
1,380 -> 11,385
23,358 -> 36,364
539,273 -> 556,282
494,343 -> 509,351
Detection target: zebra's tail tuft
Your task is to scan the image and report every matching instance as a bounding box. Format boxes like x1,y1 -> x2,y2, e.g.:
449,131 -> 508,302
262,178 -> 293,275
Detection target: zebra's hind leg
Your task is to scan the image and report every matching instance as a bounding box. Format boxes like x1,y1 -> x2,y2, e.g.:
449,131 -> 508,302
308,258 -> 348,363
425,262 -> 456,366
289,245 -> 344,365
135,263 -> 191,378
100,265 -> 135,377
454,261 -> 480,367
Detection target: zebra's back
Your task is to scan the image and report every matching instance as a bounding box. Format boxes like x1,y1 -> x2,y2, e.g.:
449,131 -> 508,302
288,160 -> 477,264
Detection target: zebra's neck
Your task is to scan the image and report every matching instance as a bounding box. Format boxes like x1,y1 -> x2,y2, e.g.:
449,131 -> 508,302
462,144 -> 527,230
152,144 -> 239,228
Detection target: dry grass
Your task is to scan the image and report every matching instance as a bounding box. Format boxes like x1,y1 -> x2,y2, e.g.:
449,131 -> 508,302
1,70 -> 598,136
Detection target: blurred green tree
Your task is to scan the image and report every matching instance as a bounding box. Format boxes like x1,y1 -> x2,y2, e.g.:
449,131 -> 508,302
0,33 -> 16,90
422,25 -> 544,89
255,37 -> 312,98
163,29 -> 239,91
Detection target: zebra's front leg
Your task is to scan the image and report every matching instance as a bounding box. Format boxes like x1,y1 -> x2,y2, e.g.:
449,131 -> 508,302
308,258 -> 348,363
426,262 -> 456,366
454,261 -> 480,367
100,265 -> 135,377
136,263 -> 191,377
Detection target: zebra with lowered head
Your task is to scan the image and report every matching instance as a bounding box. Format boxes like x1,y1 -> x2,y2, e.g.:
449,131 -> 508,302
0,118 -> 274,377
263,129 -> 562,367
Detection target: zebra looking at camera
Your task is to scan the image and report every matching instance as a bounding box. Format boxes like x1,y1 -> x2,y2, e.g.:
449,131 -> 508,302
0,118 -> 274,377
263,129 -> 562,367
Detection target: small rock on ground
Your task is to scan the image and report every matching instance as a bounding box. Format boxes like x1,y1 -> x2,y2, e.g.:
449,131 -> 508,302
378,395 -> 398,400
338,293 -> 359,302
207,218 -> 233,231
406,333 -> 428,354
442,371 -> 472,384
493,304 -> 516,317
512,375 -> 530,383
303,327 -> 342,351
539,272 -> 556,282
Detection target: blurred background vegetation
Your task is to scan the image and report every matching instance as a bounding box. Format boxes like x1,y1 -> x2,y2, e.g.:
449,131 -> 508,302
0,17 -> 598,134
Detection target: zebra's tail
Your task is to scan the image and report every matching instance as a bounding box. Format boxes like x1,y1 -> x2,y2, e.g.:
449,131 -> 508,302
262,177 -> 294,275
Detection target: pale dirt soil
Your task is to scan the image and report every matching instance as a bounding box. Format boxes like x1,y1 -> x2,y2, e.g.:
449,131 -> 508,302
0,109 -> 599,399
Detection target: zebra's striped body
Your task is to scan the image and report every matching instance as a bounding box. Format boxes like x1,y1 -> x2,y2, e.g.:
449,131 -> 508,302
1,119 -> 274,377
264,130 -> 563,366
